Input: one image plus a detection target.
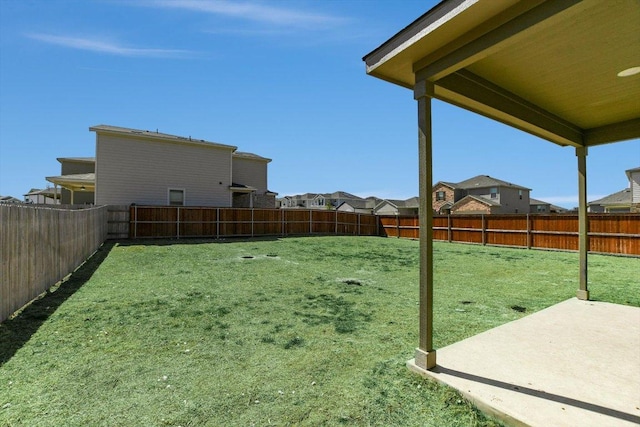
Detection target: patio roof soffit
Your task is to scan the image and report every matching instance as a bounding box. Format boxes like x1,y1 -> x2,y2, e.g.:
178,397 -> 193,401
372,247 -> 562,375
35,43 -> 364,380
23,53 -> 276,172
363,0 -> 640,148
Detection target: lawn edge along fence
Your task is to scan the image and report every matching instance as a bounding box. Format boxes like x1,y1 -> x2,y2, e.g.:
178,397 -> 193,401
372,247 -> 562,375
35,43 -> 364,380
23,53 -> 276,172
128,206 -> 638,256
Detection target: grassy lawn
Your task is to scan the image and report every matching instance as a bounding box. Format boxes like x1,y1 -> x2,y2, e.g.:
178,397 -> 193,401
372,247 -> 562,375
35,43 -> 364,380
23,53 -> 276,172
1,236 -> 638,426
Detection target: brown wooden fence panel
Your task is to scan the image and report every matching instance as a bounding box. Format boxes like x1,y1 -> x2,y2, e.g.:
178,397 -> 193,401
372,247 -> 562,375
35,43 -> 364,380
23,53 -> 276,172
485,215 -> 528,247
284,210 -> 311,235
379,216 -> 400,237
589,214 -> 640,255
180,207 -> 218,238
450,216 -> 483,244
358,213 -> 380,236
253,209 -> 283,236
433,216 -> 449,241
311,210 -> 336,234
126,208 -> 638,256
398,216 -> 419,239
530,215 -> 578,251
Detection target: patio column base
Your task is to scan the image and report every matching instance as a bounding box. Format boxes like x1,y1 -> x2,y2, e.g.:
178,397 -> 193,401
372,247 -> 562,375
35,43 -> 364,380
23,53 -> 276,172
408,348 -> 436,374
576,289 -> 590,300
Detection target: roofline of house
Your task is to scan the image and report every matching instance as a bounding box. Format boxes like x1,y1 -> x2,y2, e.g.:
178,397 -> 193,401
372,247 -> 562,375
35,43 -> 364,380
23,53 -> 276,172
90,125 -> 238,151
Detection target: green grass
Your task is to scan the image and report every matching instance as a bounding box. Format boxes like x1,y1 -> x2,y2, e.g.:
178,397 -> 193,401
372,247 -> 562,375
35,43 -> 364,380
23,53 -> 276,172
1,237 -> 638,426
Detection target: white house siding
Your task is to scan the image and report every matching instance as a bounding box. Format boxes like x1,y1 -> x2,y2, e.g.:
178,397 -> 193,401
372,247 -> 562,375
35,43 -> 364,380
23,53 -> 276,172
630,170 -> 640,204
95,133 -> 234,206
232,157 -> 268,191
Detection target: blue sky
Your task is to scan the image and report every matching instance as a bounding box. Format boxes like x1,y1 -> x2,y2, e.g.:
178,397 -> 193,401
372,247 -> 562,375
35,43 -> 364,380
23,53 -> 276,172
0,0 -> 638,208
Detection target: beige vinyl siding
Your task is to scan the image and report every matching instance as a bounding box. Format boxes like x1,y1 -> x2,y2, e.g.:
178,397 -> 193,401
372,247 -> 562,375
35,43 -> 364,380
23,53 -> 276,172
631,171 -> 640,204
60,160 -> 94,175
95,134 -> 233,206
232,157 -> 268,191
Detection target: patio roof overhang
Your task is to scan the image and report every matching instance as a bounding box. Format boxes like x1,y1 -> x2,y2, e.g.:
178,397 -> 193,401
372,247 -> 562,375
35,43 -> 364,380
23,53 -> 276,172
363,0 -> 639,374
363,0 -> 639,147
46,173 -> 95,204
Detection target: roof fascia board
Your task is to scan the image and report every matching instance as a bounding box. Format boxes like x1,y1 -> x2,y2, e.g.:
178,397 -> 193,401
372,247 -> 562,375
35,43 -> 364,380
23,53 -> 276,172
433,70 -> 584,147
584,118 -> 640,147
413,0 -> 580,81
363,0 -> 472,68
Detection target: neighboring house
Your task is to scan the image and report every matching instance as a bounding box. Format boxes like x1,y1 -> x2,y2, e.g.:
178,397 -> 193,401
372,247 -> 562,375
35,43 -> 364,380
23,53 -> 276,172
24,187 -> 61,204
588,189 -> 632,213
279,191 -> 364,210
434,175 -> 531,215
529,198 -> 567,214
374,197 -> 420,216
45,157 -> 95,205
0,195 -> 21,204
588,166 -> 640,213
88,125 -> 274,208
231,152 -> 277,208
336,197 -> 381,214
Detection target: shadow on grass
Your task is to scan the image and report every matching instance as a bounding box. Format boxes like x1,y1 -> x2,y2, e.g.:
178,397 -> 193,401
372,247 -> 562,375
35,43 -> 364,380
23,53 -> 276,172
0,241 -> 115,366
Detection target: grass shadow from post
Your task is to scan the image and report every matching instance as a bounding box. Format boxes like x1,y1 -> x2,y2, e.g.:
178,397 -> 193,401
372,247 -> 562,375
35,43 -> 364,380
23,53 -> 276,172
0,241 -> 115,366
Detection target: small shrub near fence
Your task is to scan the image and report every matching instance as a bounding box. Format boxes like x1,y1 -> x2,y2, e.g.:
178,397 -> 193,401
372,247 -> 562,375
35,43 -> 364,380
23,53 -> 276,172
1,204 -> 108,322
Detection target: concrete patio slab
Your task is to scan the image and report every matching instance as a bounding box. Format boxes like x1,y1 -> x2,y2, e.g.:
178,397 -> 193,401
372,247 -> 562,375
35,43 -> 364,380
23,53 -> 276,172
408,298 -> 640,427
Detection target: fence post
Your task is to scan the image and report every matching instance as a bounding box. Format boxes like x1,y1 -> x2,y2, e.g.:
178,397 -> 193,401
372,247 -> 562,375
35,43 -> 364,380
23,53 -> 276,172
526,213 -> 531,249
310,209 -> 313,235
216,208 -> 220,239
176,207 -> 180,239
447,214 -> 452,242
134,205 -> 138,239
251,208 -> 254,238
357,213 -> 361,236
396,214 -> 400,238
281,209 -> 285,237
481,214 -> 486,245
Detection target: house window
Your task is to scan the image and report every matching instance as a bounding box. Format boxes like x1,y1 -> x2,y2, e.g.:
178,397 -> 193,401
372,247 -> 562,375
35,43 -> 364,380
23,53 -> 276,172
537,205 -> 546,212
519,190 -> 523,200
168,189 -> 185,206
436,191 -> 446,201
490,187 -> 498,199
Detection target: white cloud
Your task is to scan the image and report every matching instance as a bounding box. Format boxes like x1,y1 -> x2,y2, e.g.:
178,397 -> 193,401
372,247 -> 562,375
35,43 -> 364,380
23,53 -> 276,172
147,0 -> 348,30
26,33 -> 193,58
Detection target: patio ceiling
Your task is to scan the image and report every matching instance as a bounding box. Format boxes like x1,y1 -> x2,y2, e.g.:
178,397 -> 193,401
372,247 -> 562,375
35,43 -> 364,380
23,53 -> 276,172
363,0 -> 640,147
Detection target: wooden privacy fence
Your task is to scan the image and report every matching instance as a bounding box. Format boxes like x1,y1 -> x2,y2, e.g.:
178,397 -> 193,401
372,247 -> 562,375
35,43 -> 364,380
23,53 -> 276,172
129,206 -> 380,239
1,204 -> 108,322
379,213 -> 640,256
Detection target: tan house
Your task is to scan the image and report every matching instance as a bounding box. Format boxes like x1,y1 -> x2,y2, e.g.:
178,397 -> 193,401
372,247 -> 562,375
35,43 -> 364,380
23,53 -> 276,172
24,187 -> 61,204
90,125 -> 275,208
627,166 -> 640,212
374,197 -> 420,216
588,166 -> 640,213
46,157 -> 95,205
434,175 -> 530,214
